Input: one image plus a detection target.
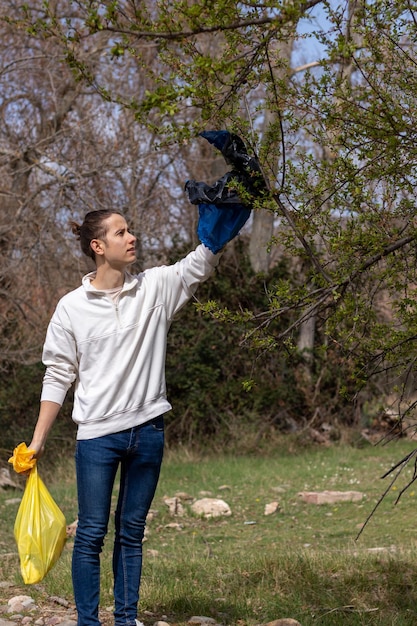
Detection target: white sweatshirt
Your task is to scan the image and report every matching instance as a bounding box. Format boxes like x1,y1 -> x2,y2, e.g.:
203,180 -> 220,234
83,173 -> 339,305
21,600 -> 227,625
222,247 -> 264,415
41,244 -> 221,439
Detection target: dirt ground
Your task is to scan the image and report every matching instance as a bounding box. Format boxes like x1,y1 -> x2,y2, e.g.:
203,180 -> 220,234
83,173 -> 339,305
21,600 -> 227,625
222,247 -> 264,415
0,583 -> 157,626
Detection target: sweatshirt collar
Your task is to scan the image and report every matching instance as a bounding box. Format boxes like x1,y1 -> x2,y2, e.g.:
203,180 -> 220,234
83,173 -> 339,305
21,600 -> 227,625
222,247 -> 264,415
82,271 -> 138,294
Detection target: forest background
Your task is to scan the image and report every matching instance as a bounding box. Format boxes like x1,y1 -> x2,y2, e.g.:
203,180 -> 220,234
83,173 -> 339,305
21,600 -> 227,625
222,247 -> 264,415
1,0 -> 417,455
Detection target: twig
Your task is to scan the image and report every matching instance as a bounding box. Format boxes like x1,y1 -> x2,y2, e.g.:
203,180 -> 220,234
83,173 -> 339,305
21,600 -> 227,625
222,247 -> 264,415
318,605 -> 379,617
356,448 -> 417,540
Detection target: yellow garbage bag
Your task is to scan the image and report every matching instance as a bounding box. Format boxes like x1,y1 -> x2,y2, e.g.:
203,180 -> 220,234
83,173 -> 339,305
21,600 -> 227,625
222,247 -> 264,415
9,443 -> 67,584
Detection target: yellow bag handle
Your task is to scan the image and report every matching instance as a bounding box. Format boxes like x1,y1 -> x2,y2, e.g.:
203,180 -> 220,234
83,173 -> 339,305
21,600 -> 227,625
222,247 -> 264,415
8,442 -> 37,474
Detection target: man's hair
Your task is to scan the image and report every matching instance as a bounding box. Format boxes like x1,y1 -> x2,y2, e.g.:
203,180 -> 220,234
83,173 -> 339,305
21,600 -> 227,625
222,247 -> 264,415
69,210 -> 124,261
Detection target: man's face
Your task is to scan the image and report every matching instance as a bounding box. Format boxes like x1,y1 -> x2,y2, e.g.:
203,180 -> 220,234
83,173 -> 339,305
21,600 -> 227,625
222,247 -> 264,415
94,214 -> 137,268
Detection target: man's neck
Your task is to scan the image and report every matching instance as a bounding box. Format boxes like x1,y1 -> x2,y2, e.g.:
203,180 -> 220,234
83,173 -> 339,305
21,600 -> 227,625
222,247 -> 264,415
91,266 -> 125,290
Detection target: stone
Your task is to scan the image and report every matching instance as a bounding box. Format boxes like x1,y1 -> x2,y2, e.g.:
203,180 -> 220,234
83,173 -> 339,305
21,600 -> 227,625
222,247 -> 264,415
146,509 -> 159,522
163,496 -> 185,516
49,597 -> 69,608
265,617 -> 301,626
174,491 -> 193,500
147,549 -> 159,557
44,617 -> 62,626
188,618 -> 217,625
66,520 -> 78,537
164,523 -> 183,530
153,622 -> 170,626
191,498 -> 231,518
0,619 -> 18,626
0,468 -> 22,490
7,597 -> 36,614
297,490 -> 363,504
264,501 -> 280,515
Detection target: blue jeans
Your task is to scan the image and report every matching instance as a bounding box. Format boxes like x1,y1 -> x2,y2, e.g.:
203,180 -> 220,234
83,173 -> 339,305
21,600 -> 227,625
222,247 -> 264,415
72,416 -> 164,626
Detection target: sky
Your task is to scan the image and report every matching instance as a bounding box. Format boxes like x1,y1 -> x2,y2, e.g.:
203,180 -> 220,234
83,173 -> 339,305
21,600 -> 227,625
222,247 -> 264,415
293,1 -> 336,67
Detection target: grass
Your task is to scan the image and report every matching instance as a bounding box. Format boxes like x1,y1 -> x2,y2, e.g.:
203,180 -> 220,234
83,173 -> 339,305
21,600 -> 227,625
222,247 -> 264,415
2,437 -> 417,624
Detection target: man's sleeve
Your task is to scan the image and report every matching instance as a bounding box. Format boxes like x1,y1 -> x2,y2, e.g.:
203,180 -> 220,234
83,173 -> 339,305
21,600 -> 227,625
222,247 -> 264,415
40,304 -> 78,405
153,244 -> 222,320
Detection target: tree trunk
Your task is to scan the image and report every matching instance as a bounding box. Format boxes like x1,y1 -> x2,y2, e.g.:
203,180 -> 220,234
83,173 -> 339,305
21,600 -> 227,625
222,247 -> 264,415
249,34 -> 295,274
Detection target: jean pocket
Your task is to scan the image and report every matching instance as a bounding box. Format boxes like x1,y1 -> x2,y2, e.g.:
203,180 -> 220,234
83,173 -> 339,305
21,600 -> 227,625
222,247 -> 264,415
150,415 -> 164,432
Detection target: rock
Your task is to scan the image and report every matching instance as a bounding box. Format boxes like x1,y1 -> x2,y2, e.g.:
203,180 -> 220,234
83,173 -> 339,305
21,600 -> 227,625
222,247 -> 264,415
191,498 -> 231,518
174,491 -> 193,500
308,428 -> 329,444
153,622 -> 170,626
265,617 -> 301,626
367,546 -> 396,553
147,549 -> 159,557
66,520 -> 78,537
0,619 -> 18,626
7,597 -> 36,614
0,468 -> 23,490
188,618 -> 217,625
298,490 -> 363,504
264,501 -> 280,515
164,523 -> 183,530
49,597 -> 69,608
146,509 -> 159,522
163,496 -> 185,516
271,486 -> 287,494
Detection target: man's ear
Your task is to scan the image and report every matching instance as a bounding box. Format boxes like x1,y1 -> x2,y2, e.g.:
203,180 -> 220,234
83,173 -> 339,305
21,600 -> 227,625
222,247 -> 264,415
90,239 -> 104,256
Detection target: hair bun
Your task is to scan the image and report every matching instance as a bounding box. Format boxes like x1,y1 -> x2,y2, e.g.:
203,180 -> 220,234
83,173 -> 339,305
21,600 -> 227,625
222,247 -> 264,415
69,220 -> 82,239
